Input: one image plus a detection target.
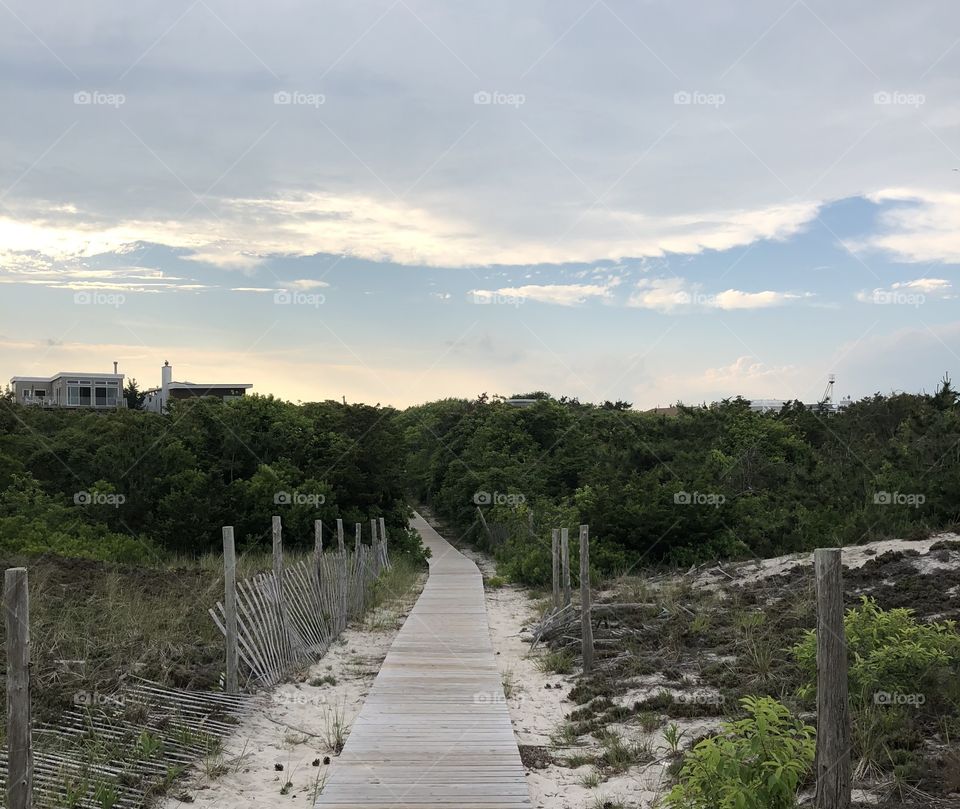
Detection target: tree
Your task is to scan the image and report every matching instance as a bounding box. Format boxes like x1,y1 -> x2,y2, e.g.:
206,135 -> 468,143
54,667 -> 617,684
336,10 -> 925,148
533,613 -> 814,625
124,379 -> 146,410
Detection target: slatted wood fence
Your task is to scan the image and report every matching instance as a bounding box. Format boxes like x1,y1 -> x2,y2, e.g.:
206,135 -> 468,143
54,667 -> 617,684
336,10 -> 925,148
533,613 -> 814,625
2,514 -> 393,809
209,515 -> 389,688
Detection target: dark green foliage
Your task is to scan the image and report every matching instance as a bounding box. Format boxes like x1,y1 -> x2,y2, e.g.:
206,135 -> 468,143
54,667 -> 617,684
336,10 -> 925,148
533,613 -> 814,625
399,383 -> 960,584
0,395 -> 424,562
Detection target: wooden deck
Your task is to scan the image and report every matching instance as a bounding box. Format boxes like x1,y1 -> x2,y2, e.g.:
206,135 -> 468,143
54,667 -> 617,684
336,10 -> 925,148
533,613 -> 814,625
315,512 -> 532,809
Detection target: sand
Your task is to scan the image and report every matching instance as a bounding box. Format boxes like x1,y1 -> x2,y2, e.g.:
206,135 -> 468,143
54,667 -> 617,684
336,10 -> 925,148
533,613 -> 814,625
157,593 -> 422,808
161,529 -> 959,809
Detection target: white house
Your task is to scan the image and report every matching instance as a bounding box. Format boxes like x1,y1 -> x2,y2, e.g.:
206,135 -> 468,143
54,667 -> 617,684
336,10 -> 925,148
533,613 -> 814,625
142,362 -> 252,413
9,366 -> 125,409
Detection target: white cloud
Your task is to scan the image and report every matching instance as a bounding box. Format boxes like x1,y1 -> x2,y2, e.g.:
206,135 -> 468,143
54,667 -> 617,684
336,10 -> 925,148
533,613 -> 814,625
856,277 -> 953,305
711,289 -> 808,310
628,278 -> 810,312
0,194 -> 821,273
287,279 -> 330,291
627,277 -> 691,311
468,280 -> 619,306
852,189 -> 960,264
703,356 -> 796,385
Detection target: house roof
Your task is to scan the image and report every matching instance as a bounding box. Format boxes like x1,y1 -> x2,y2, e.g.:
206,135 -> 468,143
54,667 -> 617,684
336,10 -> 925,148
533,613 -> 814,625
143,382 -> 252,394
11,372 -> 123,383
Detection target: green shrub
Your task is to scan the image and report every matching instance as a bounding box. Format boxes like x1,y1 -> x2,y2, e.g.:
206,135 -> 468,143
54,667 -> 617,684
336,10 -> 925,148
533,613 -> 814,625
792,596 -> 960,707
662,696 -> 814,809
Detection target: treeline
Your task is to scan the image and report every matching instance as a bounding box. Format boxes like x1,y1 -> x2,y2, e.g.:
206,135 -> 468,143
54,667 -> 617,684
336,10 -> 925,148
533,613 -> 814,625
399,381 -> 960,584
0,395 -> 419,563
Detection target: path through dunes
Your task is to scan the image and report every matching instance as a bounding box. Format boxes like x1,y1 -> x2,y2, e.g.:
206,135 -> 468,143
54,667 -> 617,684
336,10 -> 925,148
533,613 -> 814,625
314,511 -> 532,808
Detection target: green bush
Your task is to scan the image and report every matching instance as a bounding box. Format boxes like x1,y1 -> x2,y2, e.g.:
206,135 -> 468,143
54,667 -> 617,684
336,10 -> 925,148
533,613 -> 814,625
792,596 -> 960,707
662,696 -> 814,809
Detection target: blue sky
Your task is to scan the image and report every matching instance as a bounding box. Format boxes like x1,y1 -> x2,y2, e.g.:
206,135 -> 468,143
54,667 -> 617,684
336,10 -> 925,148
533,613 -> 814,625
1,1 -> 959,407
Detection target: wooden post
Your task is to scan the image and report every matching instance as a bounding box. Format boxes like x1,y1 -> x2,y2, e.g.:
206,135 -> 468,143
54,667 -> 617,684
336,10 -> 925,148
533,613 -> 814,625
476,506 -> 493,544
5,567 -> 32,809
378,517 -> 389,568
272,516 -> 290,661
561,527 -> 571,606
315,519 -> 323,558
814,548 -> 851,809
354,522 -> 361,552
579,525 -> 594,674
370,519 -> 380,572
551,529 -> 560,608
222,528 -> 239,694
336,519 -> 347,631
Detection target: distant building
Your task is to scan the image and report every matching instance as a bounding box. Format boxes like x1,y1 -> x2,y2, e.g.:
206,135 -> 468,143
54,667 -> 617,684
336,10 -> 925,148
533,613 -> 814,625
142,362 -> 252,413
747,375 -> 852,415
9,367 -> 125,409
748,398 -> 789,413
645,406 -> 681,417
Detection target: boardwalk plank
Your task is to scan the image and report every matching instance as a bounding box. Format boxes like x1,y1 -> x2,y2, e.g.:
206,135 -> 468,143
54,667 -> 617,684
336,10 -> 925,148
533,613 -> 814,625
315,512 -> 531,809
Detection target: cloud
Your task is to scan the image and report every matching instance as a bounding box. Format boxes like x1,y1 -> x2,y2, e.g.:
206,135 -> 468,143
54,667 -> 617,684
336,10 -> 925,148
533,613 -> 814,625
468,280 -> 619,306
703,356 -> 796,386
711,289 -> 809,310
855,277 -> 954,305
852,189 -> 960,264
628,278 -> 811,312
287,279 -> 330,290
0,194 -> 821,273
0,262 -> 211,293
627,277 -> 691,311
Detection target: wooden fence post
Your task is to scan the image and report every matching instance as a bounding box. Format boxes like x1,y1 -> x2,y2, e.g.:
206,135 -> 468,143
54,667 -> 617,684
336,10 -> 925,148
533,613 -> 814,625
551,529 -> 560,608
579,525 -> 594,673
354,522 -> 361,553
814,548 -> 851,809
476,506 -> 493,545
315,519 -> 323,558
378,517 -> 389,568
5,567 -> 32,809
336,519 -> 347,631
222,528 -> 239,694
272,516 -> 290,661
561,527 -> 571,606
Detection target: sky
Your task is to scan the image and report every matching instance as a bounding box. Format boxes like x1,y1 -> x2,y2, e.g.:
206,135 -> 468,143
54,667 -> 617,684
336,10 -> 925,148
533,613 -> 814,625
1,0 -> 959,409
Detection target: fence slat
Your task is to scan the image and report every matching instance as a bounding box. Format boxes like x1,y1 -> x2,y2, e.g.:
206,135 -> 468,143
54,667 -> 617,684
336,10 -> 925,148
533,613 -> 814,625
579,525 -> 594,674
5,567 -> 32,809
222,527 -> 239,693
211,517 -> 389,688
551,529 -> 560,608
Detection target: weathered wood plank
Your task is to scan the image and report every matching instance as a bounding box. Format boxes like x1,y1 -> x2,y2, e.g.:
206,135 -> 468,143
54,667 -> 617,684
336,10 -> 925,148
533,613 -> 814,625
315,512 -> 532,809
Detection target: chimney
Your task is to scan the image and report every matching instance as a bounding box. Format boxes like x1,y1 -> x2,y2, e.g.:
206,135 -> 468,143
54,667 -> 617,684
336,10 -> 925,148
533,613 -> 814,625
161,361 -> 172,408
113,361 -> 118,374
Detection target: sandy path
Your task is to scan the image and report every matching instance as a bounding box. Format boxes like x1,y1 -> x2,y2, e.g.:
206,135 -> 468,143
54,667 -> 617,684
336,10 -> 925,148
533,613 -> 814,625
157,593 -> 422,808
445,527 -> 674,808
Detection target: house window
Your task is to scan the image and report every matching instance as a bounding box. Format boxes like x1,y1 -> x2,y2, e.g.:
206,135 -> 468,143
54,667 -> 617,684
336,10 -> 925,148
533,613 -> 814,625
67,385 -> 80,405
79,386 -> 91,406
34,389 -> 46,398
95,386 -> 107,406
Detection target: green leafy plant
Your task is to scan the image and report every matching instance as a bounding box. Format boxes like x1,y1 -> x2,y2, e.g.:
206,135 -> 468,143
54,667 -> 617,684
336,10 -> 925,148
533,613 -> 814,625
792,596 -> 960,706
663,722 -> 686,755
663,696 -> 814,809
135,729 -> 163,760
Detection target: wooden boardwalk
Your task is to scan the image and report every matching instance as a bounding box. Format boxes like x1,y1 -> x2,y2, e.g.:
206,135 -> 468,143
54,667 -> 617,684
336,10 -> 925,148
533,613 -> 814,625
315,512 -> 532,809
